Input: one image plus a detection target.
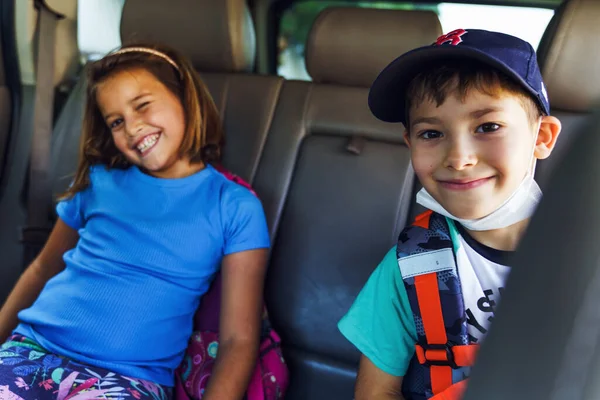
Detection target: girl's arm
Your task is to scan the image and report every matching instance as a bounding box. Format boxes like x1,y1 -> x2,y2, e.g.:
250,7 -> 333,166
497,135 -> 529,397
0,219 -> 79,341
202,248 -> 268,400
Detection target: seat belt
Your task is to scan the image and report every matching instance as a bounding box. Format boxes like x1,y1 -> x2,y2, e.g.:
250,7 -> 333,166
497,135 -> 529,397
20,0 -> 64,267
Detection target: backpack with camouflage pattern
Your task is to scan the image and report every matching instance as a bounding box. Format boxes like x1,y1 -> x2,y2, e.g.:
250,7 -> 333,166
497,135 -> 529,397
398,210 -> 478,400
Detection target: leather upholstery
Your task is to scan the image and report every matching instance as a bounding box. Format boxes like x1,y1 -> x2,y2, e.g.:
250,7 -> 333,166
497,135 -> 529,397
538,0 -> 600,112
306,7 -> 442,87
536,0 -> 600,188
51,76 -> 85,197
255,82 -> 414,399
201,73 -> 283,184
0,34 -> 10,181
121,0 -> 256,72
535,110 -> 591,187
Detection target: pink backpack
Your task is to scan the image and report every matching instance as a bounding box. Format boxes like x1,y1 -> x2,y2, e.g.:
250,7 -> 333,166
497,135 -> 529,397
174,165 -> 289,400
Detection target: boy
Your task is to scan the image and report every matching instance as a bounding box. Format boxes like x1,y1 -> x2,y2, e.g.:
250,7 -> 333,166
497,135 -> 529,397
338,29 -> 562,400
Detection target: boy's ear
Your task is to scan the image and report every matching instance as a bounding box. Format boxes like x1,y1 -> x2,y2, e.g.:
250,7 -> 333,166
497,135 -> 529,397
534,116 -> 562,160
403,130 -> 411,148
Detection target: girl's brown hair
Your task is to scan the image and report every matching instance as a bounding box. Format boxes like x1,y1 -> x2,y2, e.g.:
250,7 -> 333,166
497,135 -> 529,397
60,42 -> 223,199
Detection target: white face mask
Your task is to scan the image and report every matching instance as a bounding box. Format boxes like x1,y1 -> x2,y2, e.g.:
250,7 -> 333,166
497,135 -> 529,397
416,121 -> 543,231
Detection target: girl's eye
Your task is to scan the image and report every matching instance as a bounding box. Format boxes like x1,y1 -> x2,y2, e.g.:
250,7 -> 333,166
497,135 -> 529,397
418,130 -> 443,140
476,123 -> 501,133
109,118 -> 123,129
136,102 -> 150,111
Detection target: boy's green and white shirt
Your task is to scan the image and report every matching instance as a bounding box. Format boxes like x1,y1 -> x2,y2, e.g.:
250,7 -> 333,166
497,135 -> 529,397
338,223 -> 511,376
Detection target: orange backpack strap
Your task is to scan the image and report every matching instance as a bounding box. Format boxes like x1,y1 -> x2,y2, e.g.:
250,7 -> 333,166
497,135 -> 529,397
413,272 -> 479,395
412,210 -> 433,229
430,379 -> 469,400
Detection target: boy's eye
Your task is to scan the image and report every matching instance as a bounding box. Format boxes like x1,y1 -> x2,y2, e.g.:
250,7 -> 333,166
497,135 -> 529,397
476,123 -> 501,133
418,130 -> 443,140
109,118 -> 123,129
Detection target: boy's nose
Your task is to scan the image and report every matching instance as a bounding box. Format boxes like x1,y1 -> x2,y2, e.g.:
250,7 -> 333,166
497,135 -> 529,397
443,138 -> 477,170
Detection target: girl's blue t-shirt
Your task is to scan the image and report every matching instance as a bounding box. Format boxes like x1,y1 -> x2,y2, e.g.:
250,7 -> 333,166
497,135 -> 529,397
16,164 -> 271,386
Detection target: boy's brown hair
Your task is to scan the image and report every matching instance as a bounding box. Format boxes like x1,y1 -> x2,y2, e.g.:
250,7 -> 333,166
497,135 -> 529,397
405,59 -> 543,130
60,42 -> 223,200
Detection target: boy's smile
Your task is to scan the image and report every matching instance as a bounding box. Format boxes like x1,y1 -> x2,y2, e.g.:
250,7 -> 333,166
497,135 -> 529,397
437,176 -> 495,191
405,87 -> 539,221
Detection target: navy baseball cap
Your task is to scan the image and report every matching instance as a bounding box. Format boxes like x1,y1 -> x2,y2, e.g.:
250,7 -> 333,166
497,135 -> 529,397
368,29 -> 550,124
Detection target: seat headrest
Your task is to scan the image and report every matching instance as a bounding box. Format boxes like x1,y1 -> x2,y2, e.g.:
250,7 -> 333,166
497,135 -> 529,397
538,0 -> 600,112
306,7 -> 442,87
120,0 -> 256,73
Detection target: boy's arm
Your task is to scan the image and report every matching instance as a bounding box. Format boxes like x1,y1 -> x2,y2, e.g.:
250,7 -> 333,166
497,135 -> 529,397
356,356 -> 405,400
0,219 -> 79,341
338,247 -> 417,400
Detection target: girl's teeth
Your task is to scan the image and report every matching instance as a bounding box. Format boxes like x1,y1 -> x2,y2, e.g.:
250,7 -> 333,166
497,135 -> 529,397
137,134 -> 159,152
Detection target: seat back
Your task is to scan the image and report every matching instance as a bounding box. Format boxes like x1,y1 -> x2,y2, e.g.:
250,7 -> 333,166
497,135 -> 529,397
535,0 -> 600,188
0,35 -> 11,181
256,8 -> 442,399
121,0 -> 283,185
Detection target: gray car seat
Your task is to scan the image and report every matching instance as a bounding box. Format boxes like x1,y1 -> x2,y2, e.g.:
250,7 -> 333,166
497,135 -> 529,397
535,0 -> 600,188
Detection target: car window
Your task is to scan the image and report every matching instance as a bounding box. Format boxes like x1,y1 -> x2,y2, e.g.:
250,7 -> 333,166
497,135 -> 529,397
78,0 -> 124,60
278,1 -> 555,80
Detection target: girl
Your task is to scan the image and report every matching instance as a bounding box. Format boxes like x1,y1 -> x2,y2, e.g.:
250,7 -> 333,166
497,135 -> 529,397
0,43 -> 270,400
